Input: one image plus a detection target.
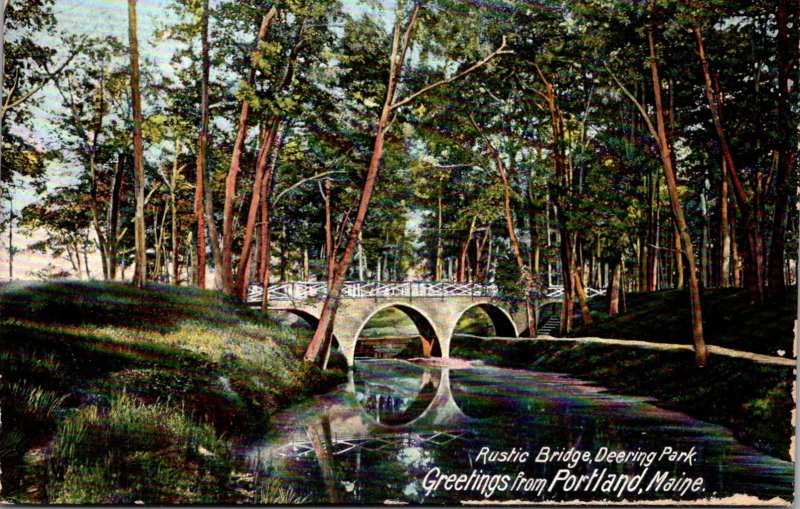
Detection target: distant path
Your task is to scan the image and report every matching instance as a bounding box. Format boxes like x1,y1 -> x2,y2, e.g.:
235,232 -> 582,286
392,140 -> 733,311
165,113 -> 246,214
455,334 -> 797,368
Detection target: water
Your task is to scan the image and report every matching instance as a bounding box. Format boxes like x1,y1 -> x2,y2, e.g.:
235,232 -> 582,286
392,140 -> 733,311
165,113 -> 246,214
242,359 -> 794,504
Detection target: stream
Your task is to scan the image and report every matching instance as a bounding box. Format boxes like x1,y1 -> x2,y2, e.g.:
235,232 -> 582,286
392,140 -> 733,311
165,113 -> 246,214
241,359 -> 793,504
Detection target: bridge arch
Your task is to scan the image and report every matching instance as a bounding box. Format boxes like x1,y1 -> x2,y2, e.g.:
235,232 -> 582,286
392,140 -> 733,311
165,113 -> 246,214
353,302 -> 443,359
453,302 -> 519,338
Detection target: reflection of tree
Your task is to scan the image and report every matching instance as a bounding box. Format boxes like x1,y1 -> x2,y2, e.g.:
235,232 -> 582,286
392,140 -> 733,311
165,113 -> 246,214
306,414 -> 344,504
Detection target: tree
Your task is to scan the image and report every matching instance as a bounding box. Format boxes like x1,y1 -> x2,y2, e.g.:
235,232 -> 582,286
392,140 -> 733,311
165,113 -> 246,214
194,0 -> 210,288
220,5 -> 278,294
606,0 -> 708,367
52,38 -> 130,280
128,0 -> 147,287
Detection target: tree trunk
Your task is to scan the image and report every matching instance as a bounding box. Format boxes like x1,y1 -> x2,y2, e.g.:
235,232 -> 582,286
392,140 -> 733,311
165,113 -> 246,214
7,198 -> 12,279
304,101 -> 392,362
221,7 -> 278,294
572,253 -> 592,324
695,23 -> 764,302
472,117 -> 535,336
608,258 -> 621,316
193,0 -> 211,289
649,12 -> 707,366
205,162 -> 222,289
234,122 -> 278,300
107,154 -> 124,280
645,172 -> 657,291
259,125 -> 284,284
171,140 -> 181,285
128,0 -> 147,287
767,0 -> 796,297
674,223 -> 683,288
303,5 -> 507,363
304,6 -> 419,363
719,158 -> 730,287
536,66 -> 573,334
322,179 -> 335,288
458,215 -> 477,283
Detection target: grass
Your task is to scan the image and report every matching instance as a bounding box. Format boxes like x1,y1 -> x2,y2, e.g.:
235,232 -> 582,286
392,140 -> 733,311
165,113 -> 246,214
568,286 -> 797,356
0,280 -> 344,503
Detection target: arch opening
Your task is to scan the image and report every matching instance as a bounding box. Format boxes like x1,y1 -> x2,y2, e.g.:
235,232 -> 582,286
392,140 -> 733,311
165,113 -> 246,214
354,304 -> 442,361
453,303 -> 518,338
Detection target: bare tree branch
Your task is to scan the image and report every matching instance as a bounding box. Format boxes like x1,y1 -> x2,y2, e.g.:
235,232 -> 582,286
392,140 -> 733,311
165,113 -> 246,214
604,62 -> 662,153
390,36 -> 512,111
3,36 -> 89,117
273,170 -> 347,207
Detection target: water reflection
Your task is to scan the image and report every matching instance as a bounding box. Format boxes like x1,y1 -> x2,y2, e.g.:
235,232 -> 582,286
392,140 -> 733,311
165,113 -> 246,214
353,361 -> 472,427
243,360 -> 794,504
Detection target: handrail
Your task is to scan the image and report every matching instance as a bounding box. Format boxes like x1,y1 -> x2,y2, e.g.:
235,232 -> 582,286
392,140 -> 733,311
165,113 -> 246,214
246,281 -> 606,304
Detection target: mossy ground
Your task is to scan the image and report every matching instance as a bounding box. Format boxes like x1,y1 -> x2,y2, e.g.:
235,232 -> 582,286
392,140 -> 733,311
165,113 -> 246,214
0,281 -> 344,504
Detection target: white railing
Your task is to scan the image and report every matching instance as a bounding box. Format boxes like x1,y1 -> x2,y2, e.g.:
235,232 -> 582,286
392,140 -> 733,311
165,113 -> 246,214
247,281 -> 606,304
544,285 -> 607,300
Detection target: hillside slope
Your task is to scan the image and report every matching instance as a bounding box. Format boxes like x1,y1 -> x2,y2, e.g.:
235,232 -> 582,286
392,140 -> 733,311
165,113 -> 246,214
569,287 -> 797,356
0,281 -> 342,504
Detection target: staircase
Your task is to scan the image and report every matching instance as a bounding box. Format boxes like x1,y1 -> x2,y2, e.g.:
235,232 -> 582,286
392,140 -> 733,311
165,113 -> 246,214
537,315 -> 561,336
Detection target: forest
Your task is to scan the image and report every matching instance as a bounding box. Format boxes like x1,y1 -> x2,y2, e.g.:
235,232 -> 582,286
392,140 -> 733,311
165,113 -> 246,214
1,0 -> 797,369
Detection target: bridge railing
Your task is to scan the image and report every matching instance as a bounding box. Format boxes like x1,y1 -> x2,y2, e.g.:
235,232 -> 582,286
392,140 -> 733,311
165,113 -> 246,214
543,285 -> 607,300
247,281 -> 500,303
247,281 -> 606,304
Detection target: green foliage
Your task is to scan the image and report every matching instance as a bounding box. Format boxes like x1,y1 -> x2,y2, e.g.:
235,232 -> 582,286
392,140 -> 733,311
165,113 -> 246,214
46,393 -> 233,504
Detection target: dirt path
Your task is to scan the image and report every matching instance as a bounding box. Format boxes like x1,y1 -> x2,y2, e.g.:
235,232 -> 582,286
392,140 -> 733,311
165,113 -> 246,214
456,334 -> 797,368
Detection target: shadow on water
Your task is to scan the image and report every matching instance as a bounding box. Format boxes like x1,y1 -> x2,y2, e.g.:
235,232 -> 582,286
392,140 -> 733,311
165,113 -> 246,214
242,359 -> 794,504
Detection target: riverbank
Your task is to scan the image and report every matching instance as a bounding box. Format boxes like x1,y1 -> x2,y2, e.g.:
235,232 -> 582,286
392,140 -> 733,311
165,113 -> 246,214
567,287 -> 797,357
0,281 -> 345,504
450,336 -> 795,461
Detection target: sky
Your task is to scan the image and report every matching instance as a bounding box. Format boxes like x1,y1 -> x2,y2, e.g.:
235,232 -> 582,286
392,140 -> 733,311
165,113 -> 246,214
1,0 -> 181,280
1,0 -> 388,281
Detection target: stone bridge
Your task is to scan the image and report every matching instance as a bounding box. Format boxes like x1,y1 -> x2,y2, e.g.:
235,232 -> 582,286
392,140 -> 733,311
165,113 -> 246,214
247,281 -> 605,366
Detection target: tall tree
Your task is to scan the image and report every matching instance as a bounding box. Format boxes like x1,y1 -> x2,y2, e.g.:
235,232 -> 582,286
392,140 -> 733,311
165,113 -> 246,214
220,5 -> 278,294
194,0 -> 210,288
128,0 -> 147,287
767,0 -> 798,296
614,0 -> 707,366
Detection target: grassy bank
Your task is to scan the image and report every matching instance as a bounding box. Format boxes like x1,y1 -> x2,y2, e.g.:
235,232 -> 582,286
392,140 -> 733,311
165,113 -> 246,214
451,336 -> 795,461
566,287 -> 797,356
0,281 -> 344,504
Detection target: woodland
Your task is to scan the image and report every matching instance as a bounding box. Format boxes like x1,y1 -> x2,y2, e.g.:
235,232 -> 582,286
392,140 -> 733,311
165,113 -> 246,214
1,0 -> 797,368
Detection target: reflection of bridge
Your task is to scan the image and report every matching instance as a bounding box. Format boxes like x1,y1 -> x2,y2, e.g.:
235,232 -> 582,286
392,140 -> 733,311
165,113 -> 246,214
275,430 -> 469,459
247,281 -> 606,366
275,365 -> 470,459
352,367 -> 471,427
